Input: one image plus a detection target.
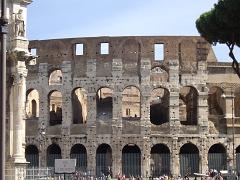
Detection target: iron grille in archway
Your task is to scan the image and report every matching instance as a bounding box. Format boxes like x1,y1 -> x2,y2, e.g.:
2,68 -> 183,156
96,144 -> 112,176
150,144 -> 170,177
47,144 -> 62,167
25,145 -> 39,167
70,144 -> 87,171
208,144 -> 227,171
180,143 -> 199,176
122,145 -> 141,177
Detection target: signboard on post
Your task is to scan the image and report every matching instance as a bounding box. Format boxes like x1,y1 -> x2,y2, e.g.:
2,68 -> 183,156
55,159 -> 76,174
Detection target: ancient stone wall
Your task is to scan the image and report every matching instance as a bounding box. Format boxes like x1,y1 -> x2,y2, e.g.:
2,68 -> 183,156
25,36 -> 240,178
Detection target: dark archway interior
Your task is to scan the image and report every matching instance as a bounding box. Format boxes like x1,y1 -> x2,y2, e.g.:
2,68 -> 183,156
151,144 -> 170,154
208,144 -> 226,153
97,88 -> 113,118
150,89 -> 169,125
180,143 -> 199,154
70,144 -> 87,171
72,91 -> 83,124
26,145 -> 38,154
47,144 -> 61,154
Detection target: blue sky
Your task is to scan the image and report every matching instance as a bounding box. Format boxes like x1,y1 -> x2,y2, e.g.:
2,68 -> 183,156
27,0 -> 240,62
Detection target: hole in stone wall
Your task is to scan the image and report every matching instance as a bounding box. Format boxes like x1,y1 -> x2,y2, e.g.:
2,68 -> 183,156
122,86 -> 141,120
150,88 -> 169,125
154,43 -> 164,61
75,43 -> 84,55
97,87 -> 113,119
72,88 -> 87,124
100,42 -> 109,55
26,89 -> 39,118
30,48 -> 37,56
49,70 -> 62,85
49,91 -> 62,126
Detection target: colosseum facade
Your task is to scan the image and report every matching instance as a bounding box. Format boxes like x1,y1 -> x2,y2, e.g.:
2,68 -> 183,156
25,36 -> 240,178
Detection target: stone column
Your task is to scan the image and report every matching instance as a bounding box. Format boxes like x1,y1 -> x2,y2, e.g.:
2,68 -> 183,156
171,137 -> 180,178
61,61 -> 72,136
197,61 -> 209,134
87,144 -> 96,176
38,63 -> 49,130
200,138 -> 208,174
111,141 -> 122,178
141,137 -> 151,178
169,60 -> 180,134
12,61 -> 28,164
112,59 -> 123,136
140,59 -> 151,136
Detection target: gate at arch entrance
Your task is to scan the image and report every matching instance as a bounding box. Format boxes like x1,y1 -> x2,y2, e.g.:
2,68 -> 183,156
208,144 -> 227,172
179,143 -> 199,177
122,145 -> 141,177
150,144 -> 170,177
96,144 -> 112,177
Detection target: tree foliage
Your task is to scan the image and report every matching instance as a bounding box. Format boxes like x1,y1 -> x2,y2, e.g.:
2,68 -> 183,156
196,0 -> 240,78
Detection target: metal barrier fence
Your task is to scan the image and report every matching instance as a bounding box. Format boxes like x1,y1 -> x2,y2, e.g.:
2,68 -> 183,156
180,154 -> 199,176
208,153 -> 227,171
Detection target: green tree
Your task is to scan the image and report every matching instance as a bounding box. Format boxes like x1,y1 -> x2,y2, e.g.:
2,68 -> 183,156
196,0 -> 240,78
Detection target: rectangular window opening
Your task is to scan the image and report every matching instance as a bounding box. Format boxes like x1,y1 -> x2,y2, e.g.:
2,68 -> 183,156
75,43 -> 84,55
154,43 -> 164,61
100,42 -> 109,55
126,108 -> 131,116
30,48 -> 37,56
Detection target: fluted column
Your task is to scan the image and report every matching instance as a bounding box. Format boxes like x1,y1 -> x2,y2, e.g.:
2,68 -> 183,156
12,61 -> 28,163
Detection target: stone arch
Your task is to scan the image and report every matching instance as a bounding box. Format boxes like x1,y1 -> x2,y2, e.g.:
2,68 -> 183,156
26,89 -> 39,118
121,39 -> 142,76
179,143 -> 199,176
208,143 -> 227,171
122,144 -> 141,177
72,87 -> 87,124
48,90 -> 62,126
208,86 -> 227,134
25,145 -> 39,167
151,66 -> 169,82
96,87 -> 113,120
46,144 -> 62,167
208,86 -> 225,115
150,87 -> 169,125
179,86 -> 198,125
49,69 -> 62,85
96,143 -> 112,176
150,144 -> 170,177
122,86 -> 141,120
70,144 -> 87,171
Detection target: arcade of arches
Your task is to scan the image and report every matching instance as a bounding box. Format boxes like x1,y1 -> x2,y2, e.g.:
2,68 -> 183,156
25,36 -> 240,178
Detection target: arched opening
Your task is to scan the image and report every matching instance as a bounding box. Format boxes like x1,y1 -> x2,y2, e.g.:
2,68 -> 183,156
236,145 -> 240,174
122,86 -> 141,120
150,88 -> 169,125
70,144 -> 87,171
208,87 -> 224,115
49,69 -> 62,85
49,91 -> 62,126
26,89 -> 39,118
208,87 -> 226,134
179,143 -> 199,176
25,145 -> 39,167
47,144 -> 62,167
122,144 -> 141,177
180,86 -> 198,125
96,87 -> 113,119
72,88 -> 87,124
96,144 -> 112,176
150,144 -> 170,177
208,144 -> 227,171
